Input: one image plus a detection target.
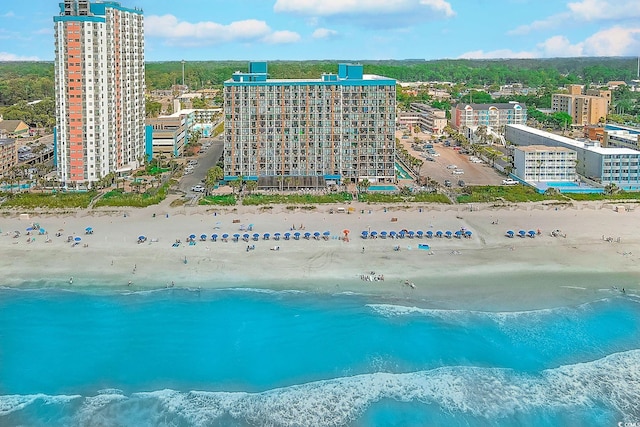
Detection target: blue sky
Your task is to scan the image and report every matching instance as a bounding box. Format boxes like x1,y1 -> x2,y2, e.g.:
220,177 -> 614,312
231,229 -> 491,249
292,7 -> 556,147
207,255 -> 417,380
1,0 -> 639,61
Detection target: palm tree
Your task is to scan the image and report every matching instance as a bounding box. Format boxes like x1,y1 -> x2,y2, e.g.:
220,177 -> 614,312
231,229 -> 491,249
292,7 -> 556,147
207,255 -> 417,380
245,180 -> 258,194
357,179 -> 370,193
604,183 -> 620,196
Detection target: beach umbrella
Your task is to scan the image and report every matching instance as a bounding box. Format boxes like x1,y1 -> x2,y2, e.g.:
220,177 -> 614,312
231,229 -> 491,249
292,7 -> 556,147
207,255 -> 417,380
39,228 -> 46,235
445,231 -> 453,238
455,230 -> 462,238
506,230 -> 514,238
342,229 -> 350,236
284,232 -> 291,240
370,231 -> 377,238
361,230 -> 368,239
233,233 -> 240,242
518,230 -> 526,238
138,235 -> 146,241
274,232 -> 281,241
426,230 -> 433,238
416,230 -> 424,238
528,230 -> 536,238
212,234 -> 218,241
380,231 -> 387,239
389,231 -> 397,238
323,231 -> 330,236
222,233 -> 229,241
243,233 -> 250,241
85,227 -> 92,232
313,231 -> 320,239
465,230 -> 472,237
408,230 -> 415,238
436,231 -> 443,238
74,236 -> 81,242
189,234 -> 196,240
294,232 -> 301,240
264,233 -> 270,240
398,231 -> 405,239
304,232 -> 311,240
201,234 -> 208,240
253,233 -> 259,241
26,227 -> 33,231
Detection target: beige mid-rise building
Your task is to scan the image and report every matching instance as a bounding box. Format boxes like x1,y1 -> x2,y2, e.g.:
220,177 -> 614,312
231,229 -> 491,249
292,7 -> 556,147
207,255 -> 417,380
552,85 -> 610,126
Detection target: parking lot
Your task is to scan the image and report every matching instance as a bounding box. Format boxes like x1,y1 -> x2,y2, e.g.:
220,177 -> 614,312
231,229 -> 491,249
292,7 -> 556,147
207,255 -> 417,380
398,132 -> 505,187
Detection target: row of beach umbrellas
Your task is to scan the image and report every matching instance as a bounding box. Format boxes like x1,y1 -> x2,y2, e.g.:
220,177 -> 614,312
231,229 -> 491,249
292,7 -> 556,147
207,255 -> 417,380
361,229 -> 472,239
181,231 -> 334,243
505,230 -> 537,238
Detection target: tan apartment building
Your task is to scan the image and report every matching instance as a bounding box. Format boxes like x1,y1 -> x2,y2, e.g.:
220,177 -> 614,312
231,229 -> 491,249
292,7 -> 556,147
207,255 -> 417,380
552,85 -> 610,126
0,138 -> 18,177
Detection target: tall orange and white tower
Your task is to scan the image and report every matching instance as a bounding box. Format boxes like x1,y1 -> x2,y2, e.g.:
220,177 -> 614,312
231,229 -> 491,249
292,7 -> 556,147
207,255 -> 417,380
54,0 -> 145,188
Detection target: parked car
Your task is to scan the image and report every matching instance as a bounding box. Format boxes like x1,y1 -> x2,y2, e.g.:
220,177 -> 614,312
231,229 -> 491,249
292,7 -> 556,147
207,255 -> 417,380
424,156 -> 435,162
191,185 -> 205,192
502,179 -> 518,185
444,180 -> 452,187
458,180 -> 466,187
452,169 -> 464,175
446,164 -> 457,169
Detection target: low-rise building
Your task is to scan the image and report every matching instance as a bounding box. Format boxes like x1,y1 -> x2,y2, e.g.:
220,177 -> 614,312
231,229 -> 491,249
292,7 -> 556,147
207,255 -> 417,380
397,103 -> 447,134
513,145 -> 577,182
450,102 -> 527,130
506,124 -> 640,191
0,119 -> 29,137
145,114 -> 189,160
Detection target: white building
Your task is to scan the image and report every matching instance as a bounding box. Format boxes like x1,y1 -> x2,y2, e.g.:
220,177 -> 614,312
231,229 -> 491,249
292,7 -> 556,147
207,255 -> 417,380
506,124 -> 640,191
513,145 -> 577,182
54,0 -> 145,188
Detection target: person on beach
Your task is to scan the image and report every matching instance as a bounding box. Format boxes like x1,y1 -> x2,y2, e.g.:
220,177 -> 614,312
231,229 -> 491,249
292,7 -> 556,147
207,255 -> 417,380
69,277 -> 73,284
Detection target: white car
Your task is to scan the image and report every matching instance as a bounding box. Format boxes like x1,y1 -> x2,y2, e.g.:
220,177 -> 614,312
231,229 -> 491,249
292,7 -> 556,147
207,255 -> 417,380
191,185 -> 205,192
502,179 -> 518,185
452,169 -> 464,175
446,164 -> 457,169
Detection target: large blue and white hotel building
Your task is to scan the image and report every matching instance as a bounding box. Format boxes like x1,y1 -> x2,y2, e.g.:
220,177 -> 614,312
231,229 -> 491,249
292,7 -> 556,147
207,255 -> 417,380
223,62 -> 396,187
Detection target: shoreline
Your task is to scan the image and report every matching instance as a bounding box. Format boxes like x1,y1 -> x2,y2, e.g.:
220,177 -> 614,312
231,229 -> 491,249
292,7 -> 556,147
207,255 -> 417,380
1,200 -> 639,310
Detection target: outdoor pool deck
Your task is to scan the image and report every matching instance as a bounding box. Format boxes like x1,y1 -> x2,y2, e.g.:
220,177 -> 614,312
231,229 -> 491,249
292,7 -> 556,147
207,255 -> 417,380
532,181 -> 603,194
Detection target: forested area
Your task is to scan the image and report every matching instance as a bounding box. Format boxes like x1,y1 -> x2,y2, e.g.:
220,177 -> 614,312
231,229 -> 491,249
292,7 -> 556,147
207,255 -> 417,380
1,57 -> 639,126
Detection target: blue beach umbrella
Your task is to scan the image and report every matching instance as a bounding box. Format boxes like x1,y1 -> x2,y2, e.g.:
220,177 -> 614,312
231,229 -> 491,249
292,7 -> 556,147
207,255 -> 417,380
138,235 -> 146,241
506,230 -> 514,238
398,231 -> 405,239
26,227 -> 33,231
263,233 -> 270,240
294,232 -> 301,240
201,234 -> 207,240
435,230 -> 443,238
445,230 -> 453,238
304,232 -> 311,239
284,232 -> 291,240
426,230 -> 433,238
233,233 -> 240,242
455,230 -> 463,238
528,230 -> 536,238
274,233 -> 281,240
518,230 -> 526,238
243,233 -> 250,241
361,231 -> 368,239
380,231 -> 387,239
211,234 -> 218,241
253,233 -> 260,241
74,236 -> 81,242
389,231 -> 397,238
189,234 -> 196,240
323,231 -> 330,236
222,233 -> 229,240
370,231 -> 377,238
465,230 -> 472,237
39,228 -> 46,235
416,230 -> 424,238
408,230 -> 415,238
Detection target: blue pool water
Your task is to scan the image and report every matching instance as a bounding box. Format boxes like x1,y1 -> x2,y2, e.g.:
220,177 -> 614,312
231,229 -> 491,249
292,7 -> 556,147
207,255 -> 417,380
368,185 -> 398,192
546,181 -> 579,187
193,124 -> 212,137
1,286 -> 639,426
395,162 -> 412,180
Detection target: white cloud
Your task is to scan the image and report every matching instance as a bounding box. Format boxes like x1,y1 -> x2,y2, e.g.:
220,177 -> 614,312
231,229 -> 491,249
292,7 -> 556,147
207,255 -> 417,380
274,0 -> 454,28
536,35 -> 584,57
510,0 -> 640,35
0,12 -> 15,18
581,26 -> 640,56
312,28 -> 338,39
261,30 -> 301,44
145,14 -> 300,46
0,51 -> 39,61
458,49 -> 536,59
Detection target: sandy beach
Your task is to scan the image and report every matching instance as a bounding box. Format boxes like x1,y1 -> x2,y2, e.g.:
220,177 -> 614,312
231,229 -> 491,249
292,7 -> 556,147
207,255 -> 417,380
1,198 -> 638,309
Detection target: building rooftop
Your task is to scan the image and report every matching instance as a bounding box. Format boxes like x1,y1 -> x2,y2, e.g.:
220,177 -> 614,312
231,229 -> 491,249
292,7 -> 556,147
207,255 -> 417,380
508,124 -> 640,155
516,145 -> 574,153
455,102 -> 526,110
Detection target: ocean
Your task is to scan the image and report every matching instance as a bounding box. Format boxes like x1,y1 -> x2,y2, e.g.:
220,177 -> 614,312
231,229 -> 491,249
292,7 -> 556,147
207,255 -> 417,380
1,285 -> 639,427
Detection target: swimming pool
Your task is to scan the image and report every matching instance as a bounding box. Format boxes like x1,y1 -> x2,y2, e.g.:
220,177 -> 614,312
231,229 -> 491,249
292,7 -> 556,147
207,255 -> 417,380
546,181 -> 579,187
368,185 -> 398,192
193,124 -> 213,137
395,162 -> 413,180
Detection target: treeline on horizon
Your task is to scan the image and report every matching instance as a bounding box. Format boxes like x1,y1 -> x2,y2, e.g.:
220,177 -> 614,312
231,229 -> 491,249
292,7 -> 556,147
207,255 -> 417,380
0,57 -> 638,105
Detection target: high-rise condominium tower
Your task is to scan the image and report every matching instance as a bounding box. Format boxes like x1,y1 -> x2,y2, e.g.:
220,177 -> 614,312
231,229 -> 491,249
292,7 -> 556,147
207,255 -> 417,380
54,0 -> 145,188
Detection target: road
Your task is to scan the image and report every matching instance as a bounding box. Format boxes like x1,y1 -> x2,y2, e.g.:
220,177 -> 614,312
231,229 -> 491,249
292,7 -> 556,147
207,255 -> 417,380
178,135 -> 224,194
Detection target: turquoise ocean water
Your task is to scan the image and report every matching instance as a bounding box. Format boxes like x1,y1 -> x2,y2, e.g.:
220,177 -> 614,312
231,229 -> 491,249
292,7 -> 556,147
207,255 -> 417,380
1,285 -> 639,426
